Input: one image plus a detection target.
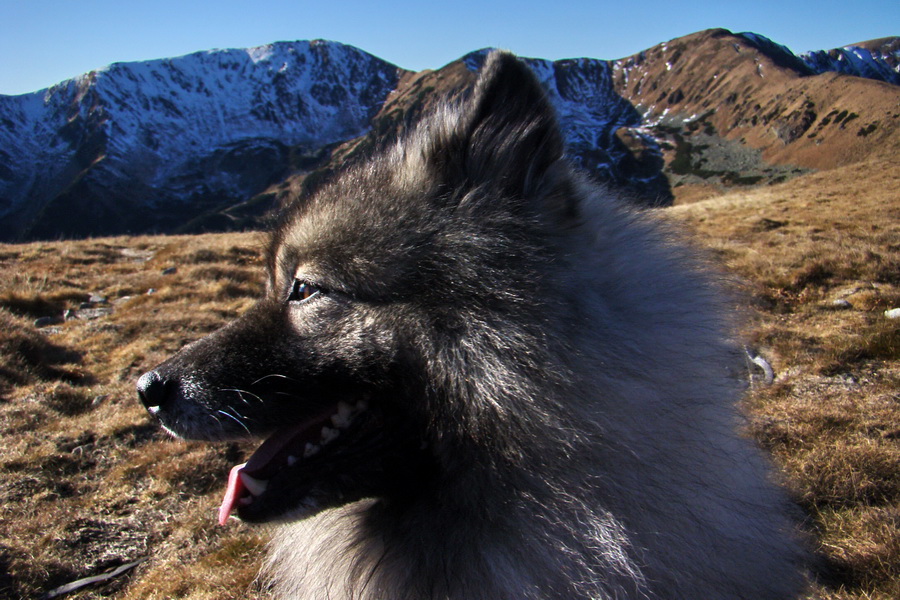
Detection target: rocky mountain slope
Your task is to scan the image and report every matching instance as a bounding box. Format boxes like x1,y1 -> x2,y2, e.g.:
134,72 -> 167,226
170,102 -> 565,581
0,41 -> 404,241
802,36 -> 900,85
607,30 -> 900,202
1,30 -> 898,241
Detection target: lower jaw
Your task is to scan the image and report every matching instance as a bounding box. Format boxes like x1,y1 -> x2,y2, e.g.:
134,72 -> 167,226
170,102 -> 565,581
236,497 -> 318,524
236,483 -> 371,524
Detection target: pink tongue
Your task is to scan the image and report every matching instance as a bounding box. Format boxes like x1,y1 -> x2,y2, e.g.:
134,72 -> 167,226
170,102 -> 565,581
218,463 -> 247,526
216,406 -> 338,526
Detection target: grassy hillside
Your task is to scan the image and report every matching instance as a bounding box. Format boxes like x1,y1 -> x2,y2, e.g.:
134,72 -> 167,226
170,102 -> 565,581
0,158 -> 897,598
671,157 -> 900,598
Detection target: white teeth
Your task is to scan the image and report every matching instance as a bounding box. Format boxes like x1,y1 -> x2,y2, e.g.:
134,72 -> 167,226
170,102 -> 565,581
239,401 -> 369,476
239,472 -> 269,496
331,401 -> 354,428
320,426 -> 339,444
304,443 -> 320,457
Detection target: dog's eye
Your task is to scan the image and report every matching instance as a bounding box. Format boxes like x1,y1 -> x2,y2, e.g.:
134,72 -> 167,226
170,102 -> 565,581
288,279 -> 321,304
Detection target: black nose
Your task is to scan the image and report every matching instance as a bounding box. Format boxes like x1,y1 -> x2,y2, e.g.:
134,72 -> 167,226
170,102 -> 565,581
137,370 -> 169,414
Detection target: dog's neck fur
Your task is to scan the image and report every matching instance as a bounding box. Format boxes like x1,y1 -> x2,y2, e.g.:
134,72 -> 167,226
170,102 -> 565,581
265,462 -> 648,600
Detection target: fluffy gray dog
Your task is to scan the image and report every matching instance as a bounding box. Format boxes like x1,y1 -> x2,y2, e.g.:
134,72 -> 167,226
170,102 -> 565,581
138,51 -> 804,599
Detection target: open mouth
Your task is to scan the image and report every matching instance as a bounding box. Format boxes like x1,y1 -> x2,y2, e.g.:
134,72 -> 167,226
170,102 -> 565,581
218,399 -> 370,525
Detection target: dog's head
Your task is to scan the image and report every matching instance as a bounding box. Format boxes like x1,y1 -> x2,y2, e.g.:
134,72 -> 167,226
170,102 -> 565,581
138,51 -> 581,525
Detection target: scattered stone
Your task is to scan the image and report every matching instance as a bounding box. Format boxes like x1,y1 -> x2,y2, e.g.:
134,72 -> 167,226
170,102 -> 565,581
64,309 -> 77,320
745,348 -> 775,385
89,294 -> 108,304
86,322 -> 123,334
885,308 -> 900,319
35,316 -> 64,327
112,296 -> 133,306
79,302 -> 93,309
92,395 -> 109,406
829,298 -> 853,310
161,267 -> 177,275
75,307 -> 114,320
752,218 -> 787,232
43,557 -> 147,599
120,248 -> 154,262
836,373 -> 859,386
146,288 -> 156,295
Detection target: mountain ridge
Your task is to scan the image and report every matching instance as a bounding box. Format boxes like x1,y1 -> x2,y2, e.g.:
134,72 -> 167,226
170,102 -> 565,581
0,40 -> 405,240
1,29 -> 897,241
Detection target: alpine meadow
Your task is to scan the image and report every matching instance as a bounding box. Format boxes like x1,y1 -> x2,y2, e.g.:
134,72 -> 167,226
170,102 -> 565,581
0,28 -> 899,600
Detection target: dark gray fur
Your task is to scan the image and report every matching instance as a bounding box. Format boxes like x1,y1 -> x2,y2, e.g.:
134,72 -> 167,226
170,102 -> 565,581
138,52 -> 805,599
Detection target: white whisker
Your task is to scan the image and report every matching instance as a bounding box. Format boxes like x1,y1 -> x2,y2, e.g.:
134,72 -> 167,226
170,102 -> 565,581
251,373 -> 297,386
217,409 -> 251,435
220,388 -> 265,405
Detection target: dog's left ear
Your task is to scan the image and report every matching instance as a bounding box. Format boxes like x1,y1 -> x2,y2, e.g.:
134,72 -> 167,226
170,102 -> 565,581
428,51 -> 574,218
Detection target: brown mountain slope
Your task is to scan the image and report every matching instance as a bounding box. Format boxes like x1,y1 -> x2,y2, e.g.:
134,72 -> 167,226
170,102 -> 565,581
612,29 -> 900,171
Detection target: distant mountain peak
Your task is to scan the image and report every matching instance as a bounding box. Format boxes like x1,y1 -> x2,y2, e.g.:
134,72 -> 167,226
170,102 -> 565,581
800,36 -> 900,85
737,32 -> 816,75
0,39 -> 406,240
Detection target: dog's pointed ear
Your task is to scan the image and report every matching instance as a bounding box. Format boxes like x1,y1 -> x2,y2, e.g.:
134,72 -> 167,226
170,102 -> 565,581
427,52 -> 571,208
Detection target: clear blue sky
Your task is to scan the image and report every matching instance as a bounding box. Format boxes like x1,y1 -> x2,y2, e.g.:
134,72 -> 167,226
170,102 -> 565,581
1,0 -> 897,95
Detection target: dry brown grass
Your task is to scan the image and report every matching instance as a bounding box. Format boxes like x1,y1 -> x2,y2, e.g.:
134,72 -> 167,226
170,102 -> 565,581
0,158 -> 897,598
0,233 -> 268,599
670,156 -> 900,599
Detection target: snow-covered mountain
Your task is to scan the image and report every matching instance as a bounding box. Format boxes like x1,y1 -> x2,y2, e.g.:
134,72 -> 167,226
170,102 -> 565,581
800,37 -> 900,85
0,40 -> 404,241
738,32 -> 900,83
1,32 -> 897,241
